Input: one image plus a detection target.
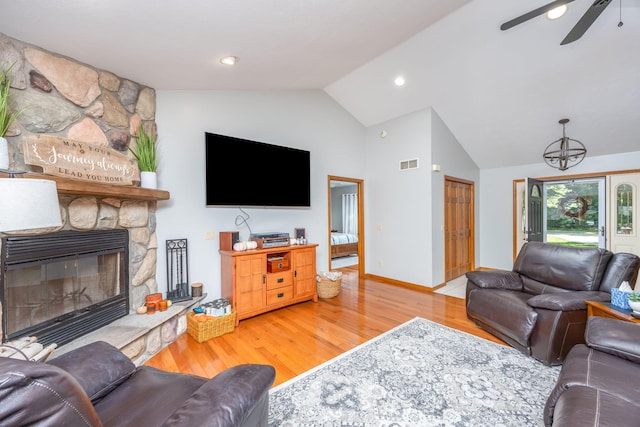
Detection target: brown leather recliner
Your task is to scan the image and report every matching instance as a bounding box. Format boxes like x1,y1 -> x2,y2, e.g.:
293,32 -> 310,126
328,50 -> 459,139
466,242 -> 639,365
544,316 -> 640,426
0,341 -> 276,426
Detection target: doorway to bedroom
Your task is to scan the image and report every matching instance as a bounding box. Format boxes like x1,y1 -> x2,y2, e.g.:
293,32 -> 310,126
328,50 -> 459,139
328,176 -> 364,276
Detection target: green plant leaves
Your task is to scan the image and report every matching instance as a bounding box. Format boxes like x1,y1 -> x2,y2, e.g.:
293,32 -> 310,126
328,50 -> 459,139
0,65 -> 21,137
129,124 -> 158,172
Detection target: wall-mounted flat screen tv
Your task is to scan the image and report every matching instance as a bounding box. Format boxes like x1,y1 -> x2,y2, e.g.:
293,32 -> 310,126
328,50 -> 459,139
205,132 -> 311,208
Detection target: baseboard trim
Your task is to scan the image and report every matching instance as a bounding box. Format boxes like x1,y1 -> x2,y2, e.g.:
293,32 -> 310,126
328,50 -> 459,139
363,274 -> 433,293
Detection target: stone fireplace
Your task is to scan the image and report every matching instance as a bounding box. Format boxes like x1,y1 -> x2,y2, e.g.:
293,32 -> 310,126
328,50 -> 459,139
0,32 -> 200,364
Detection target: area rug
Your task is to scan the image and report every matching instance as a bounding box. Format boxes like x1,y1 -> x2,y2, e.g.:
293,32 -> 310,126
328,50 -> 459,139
268,317 -> 560,426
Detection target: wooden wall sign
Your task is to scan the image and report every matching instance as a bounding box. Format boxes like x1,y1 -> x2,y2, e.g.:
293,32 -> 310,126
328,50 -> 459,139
23,135 -> 140,186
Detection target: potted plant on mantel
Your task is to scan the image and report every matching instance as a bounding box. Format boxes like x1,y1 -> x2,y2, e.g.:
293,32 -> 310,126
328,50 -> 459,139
0,66 -> 21,170
129,124 -> 158,189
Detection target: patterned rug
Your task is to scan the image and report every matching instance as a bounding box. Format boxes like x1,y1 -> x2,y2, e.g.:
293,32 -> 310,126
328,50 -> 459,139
268,317 -> 560,426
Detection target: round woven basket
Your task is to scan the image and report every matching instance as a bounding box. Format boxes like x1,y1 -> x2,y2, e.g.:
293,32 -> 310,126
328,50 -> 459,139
317,274 -> 342,298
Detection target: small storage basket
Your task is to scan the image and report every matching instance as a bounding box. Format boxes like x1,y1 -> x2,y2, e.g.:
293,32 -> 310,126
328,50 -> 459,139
187,311 -> 236,343
317,271 -> 342,298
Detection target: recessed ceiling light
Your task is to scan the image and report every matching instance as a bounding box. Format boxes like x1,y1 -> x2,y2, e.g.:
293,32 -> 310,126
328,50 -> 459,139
547,4 -> 567,20
220,56 -> 238,65
394,76 -> 406,87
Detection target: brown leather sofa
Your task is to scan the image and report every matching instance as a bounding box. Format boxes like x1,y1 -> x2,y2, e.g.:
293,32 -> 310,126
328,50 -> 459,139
466,242 -> 639,365
544,316 -> 640,426
0,340 -> 276,426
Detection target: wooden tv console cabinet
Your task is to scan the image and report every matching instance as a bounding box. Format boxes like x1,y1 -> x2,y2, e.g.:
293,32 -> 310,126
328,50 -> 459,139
220,243 -> 318,325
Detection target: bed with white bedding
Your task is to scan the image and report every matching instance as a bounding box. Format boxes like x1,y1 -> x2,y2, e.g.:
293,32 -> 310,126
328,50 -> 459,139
330,232 -> 358,259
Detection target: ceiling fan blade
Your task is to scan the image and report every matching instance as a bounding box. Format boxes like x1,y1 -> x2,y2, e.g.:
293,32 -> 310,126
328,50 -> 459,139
500,0 -> 575,31
560,0 -> 613,45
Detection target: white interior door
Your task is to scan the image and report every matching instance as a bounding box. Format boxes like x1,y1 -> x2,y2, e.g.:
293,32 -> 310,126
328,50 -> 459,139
608,173 -> 640,288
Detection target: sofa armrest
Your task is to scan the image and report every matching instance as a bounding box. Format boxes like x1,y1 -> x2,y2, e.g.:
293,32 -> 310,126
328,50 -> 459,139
162,364 -> 276,427
0,357 -> 102,426
585,317 -> 640,364
48,341 -> 136,402
465,270 -> 522,290
527,291 -> 609,311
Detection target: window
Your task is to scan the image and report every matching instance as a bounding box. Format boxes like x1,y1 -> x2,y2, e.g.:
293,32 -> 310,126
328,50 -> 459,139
544,178 -> 605,248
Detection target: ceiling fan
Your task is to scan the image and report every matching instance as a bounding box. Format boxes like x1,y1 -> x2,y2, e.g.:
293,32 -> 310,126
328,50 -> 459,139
500,0 -> 614,45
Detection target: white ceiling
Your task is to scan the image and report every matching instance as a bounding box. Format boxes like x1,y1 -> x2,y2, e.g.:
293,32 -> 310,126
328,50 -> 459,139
1,0 -> 469,90
3,0 -> 639,169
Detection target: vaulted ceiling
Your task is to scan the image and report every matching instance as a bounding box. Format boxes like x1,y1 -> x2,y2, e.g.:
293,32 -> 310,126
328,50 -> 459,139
3,0 -> 639,169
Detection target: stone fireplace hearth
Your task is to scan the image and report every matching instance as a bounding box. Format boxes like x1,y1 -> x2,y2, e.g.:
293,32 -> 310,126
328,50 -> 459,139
0,32 -> 200,365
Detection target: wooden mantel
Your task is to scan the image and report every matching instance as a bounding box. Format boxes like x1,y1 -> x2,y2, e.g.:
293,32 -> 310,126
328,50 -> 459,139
1,172 -> 170,201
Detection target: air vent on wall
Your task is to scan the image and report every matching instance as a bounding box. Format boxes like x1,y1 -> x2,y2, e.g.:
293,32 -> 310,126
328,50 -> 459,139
399,158 -> 419,171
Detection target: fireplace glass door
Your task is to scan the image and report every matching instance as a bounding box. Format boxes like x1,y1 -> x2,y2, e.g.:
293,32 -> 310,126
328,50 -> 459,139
5,251 -> 123,339
1,229 -> 129,347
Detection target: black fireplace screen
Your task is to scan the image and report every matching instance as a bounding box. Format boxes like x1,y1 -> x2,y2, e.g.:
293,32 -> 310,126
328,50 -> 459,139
1,229 -> 129,347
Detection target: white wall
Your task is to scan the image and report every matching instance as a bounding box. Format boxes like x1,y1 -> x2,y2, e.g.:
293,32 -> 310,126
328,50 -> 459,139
365,110 -> 432,286
154,88 -> 638,295
430,109 -> 479,284
154,90 -> 365,298
363,107 -> 479,287
479,150 -> 640,270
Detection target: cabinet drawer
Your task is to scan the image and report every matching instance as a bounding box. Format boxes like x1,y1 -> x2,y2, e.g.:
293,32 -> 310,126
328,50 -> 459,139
267,257 -> 289,273
266,271 -> 293,290
266,286 -> 293,305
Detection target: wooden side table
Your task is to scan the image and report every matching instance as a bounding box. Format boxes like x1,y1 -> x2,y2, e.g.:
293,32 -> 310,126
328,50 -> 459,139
586,300 -> 640,324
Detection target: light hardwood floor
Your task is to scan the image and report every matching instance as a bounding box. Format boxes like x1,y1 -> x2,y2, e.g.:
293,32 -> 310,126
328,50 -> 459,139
145,266 -> 506,387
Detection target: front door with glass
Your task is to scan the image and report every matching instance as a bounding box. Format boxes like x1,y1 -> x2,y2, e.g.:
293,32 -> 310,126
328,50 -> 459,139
544,178 -> 605,248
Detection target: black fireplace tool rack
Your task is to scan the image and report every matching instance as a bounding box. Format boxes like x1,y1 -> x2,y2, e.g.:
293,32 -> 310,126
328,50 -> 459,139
166,238 -> 191,302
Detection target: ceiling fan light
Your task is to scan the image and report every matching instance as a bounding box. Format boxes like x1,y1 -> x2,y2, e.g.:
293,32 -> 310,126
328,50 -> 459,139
547,4 -> 567,20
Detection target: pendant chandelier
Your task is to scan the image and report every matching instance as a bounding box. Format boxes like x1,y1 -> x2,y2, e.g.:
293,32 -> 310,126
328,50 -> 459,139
543,118 -> 587,171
